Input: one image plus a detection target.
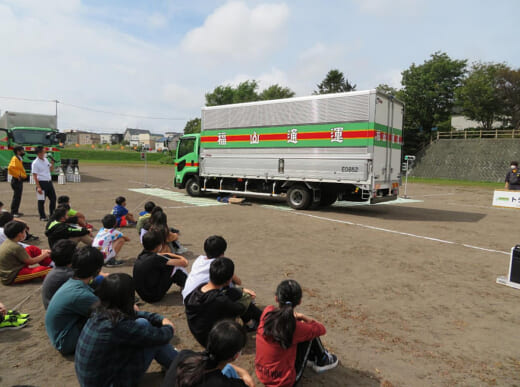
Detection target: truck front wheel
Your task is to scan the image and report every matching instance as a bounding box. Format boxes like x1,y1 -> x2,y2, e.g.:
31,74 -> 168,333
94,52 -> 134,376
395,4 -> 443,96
287,185 -> 311,210
186,177 -> 202,197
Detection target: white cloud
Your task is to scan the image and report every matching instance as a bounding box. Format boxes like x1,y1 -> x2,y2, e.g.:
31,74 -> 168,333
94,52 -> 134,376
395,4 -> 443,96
181,1 -> 289,61
222,68 -> 289,90
162,83 -> 204,110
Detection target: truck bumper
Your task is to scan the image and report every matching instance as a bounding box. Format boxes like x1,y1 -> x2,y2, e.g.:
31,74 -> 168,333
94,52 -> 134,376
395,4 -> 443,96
370,195 -> 398,204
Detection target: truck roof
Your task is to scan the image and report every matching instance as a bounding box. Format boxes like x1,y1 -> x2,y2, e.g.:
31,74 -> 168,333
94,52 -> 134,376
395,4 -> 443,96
201,89 -> 384,111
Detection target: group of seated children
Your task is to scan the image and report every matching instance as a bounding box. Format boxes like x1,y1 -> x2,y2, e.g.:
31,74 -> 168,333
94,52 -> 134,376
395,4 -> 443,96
2,195 -> 339,386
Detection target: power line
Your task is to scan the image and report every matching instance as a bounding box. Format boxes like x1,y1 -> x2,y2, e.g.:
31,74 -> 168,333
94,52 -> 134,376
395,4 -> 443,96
60,102 -> 188,121
0,95 -> 190,121
0,96 -> 56,103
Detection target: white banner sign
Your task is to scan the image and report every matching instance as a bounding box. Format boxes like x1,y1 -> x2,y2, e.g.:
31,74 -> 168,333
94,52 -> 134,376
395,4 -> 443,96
493,190 -> 520,209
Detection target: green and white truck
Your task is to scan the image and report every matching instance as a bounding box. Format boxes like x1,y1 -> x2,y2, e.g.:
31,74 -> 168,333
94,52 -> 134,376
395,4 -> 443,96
0,111 -> 66,180
174,90 -> 404,210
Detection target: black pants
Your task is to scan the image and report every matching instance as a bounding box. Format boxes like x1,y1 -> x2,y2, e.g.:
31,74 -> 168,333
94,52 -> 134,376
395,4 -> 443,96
37,180 -> 56,218
138,268 -> 187,303
294,338 -> 328,385
10,178 -> 23,214
226,287 -> 263,323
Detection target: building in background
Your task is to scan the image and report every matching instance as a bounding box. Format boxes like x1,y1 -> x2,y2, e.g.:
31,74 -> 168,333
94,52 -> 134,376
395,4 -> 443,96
63,130 -> 100,145
124,128 -> 150,147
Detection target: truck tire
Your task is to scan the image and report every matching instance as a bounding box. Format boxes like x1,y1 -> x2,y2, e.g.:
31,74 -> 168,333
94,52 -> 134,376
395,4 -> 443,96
186,177 -> 202,197
287,185 -> 312,210
320,190 -> 337,207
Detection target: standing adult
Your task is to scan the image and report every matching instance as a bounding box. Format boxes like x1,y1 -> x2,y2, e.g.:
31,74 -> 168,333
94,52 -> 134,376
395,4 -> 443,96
505,161 -> 520,190
7,146 -> 26,217
31,146 -> 56,221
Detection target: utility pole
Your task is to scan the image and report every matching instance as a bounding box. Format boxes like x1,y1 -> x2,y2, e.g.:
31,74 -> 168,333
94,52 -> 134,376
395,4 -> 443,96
55,99 -> 59,129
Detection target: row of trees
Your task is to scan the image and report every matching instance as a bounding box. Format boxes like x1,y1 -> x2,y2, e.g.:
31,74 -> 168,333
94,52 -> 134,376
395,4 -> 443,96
183,52 -> 520,155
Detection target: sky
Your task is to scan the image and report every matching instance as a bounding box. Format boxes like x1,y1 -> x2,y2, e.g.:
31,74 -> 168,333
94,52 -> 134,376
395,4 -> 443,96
0,0 -> 518,134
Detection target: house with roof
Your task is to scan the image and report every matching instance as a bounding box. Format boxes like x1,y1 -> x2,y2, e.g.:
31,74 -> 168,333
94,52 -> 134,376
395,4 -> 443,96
123,128 -> 150,147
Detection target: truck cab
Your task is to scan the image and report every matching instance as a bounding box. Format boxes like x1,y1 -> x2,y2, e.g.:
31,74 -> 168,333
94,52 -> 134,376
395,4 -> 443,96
0,127 -> 66,180
173,134 -> 200,194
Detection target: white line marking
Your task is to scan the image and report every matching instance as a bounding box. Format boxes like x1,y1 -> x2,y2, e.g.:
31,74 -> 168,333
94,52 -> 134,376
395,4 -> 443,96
421,193 -> 455,197
128,188 -> 224,207
265,208 -> 509,256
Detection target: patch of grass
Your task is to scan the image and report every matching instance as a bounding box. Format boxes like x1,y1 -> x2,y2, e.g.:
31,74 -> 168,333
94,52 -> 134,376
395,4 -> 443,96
61,148 -> 173,165
408,176 -> 504,188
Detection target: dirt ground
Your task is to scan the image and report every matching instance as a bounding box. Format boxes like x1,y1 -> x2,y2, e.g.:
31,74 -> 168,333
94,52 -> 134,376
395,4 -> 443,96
1,164 -> 520,387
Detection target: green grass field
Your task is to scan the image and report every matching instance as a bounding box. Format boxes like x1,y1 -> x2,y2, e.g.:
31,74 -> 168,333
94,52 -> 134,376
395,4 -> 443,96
407,176 -> 503,188
61,148 -> 172,165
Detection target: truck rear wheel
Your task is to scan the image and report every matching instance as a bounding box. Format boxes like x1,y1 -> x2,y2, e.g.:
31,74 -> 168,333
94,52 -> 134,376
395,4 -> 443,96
287,185 -> 311,210
186,177 -> 202,197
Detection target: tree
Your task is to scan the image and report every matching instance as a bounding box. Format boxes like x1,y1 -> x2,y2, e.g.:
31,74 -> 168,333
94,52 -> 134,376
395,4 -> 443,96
456,62 -> 507,130
205,85 -> 235,106
400,52 -> 467,134
205,80 -> 295,106
496,67 -> 520,130
233,80 -> 259,103
183,117 -> 201,134
376,84 -> 401,97
259,84 -> 295,100
314,69 -> 356,94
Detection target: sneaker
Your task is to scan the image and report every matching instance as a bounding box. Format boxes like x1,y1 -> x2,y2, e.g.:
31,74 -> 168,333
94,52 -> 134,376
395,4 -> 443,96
0,315 -> 28,331
24,234 -> 39,242
6,310 -> 30,319
40,217 -> 49,222
174,245 -> 189,254
13,213 -> 24,218
105,258 -> 124,267
311,352 -> 338,373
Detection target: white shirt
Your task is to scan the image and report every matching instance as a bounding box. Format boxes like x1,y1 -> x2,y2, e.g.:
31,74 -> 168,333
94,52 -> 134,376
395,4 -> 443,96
31,157 -> 52,181
181,255 -> 214,301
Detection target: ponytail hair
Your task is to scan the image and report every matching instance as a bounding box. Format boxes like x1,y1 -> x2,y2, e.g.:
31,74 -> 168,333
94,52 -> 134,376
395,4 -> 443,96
176,320 -> 246,387
263,279 -> 302,349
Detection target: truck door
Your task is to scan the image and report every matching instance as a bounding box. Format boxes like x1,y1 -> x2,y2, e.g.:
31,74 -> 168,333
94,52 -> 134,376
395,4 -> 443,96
174,136 -> 199,186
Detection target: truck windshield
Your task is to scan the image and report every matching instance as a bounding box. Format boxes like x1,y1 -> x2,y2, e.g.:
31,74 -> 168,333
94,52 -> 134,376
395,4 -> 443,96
12,129 -> 57,145
178,138 -> 196,158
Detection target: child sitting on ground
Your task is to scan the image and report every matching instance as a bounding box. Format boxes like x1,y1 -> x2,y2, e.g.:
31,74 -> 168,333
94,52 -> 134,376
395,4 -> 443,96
112,196 -> 136,227
57,195 -> 93,230
136,201 -> 155,235
182,235 -> 242,301
140,207 -> 187,254
45,207 -> 92,248
42,239 -> 77,309
0,221 -> 52,285
162,319 -> 254,387
255,279 -> 338,386
184,257 -> 262,347
45,246 -> 104,355
92,214 -> 130,267
133,231 -> 188,303
75,273 -> 178,386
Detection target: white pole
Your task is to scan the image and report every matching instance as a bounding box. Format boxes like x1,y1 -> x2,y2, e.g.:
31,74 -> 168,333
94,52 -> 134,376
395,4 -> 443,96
404,159 -> 409,198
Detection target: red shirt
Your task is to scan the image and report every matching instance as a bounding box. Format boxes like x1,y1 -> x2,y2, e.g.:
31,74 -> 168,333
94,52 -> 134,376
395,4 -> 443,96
255,305 -> 326,387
